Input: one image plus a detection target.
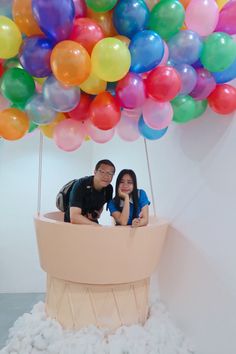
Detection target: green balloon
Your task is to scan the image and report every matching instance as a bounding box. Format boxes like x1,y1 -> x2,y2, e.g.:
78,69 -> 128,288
1,68 -> 35,105
201,33 -> 236,72
172,95 -> 196,124
86,0 -> 117,12
148,0 -> 185,41
3,57 -> 22,70
28,121 -> 38,133
193,100 -> 208,119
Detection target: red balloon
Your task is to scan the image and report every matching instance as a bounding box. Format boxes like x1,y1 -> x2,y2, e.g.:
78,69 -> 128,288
0,60 -> 4,77
146,66 -> 181,102
208,84 -> 236,115
70,17 -> 105,54
67,93 -> 92,121
89,92 -> 121,130
73,0 -> 87,18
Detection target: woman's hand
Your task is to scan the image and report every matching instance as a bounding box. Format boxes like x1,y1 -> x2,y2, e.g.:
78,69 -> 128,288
132,218 -> 141,228
118,188 -> 129,200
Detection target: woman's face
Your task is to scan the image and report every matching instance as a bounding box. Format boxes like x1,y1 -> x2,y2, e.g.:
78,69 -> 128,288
119,174 -> 134,194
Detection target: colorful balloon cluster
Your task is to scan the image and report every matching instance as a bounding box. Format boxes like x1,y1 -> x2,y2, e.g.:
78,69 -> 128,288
0,0 -> 236,151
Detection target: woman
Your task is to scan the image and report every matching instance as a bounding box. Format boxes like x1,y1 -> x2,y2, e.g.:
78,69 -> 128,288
108,169 -> 150,227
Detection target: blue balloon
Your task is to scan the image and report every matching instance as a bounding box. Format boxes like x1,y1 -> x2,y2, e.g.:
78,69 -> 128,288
113,0 -> 149,39
32,0 -> 75,43
192,58 -> 203,69
129,30 -> 164,73
212,58 -> 236,83
138,116 -> 168,140
106,82 -> 117,96
0,0 -> 13,18
19,36 -> 54,78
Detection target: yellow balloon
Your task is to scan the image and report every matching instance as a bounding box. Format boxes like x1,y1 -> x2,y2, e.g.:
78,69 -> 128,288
40,113 -> 66,138
91,38 -> 131,82
216,0 -> 228,9
80,72 -> 107,95
0,16 -> 22,59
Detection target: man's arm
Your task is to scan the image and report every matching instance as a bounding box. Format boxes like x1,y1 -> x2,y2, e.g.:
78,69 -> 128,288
70,207 -> 100,226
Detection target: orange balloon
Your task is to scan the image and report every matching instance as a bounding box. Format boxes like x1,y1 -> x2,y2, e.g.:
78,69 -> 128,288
12,0 -> 43,36
0,108 -> 29,140
87,9 -> 117,37
40,112 -> 66,138
179,0 -> 191,8
51,40 -> 91,86
114,35 -> 130,47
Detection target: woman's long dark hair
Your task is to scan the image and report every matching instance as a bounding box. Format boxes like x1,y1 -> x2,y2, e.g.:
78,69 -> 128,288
114,169 -> 139,220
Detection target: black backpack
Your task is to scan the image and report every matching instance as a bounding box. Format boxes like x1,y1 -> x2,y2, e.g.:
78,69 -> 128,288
56,179 -> 77,212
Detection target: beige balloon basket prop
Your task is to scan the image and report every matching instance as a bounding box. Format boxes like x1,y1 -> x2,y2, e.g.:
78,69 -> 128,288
34,211 -> 168,331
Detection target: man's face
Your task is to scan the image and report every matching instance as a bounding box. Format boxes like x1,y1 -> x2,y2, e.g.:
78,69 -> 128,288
94,163 -> 115,188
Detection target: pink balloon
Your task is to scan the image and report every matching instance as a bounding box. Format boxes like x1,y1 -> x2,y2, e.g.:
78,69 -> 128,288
216,0 -> 236,35
116,111 -> 140,141
0,95 -> 10,110
122,107 -> 142,120
116,73 -> 146,109
190,68 -> 216,100
53,119 -> 86,152
85,119 -> 114,143
73,0 -> 87,18
143,98 -> 173,130
185,0 -> 219,36
159,41 -> 169,65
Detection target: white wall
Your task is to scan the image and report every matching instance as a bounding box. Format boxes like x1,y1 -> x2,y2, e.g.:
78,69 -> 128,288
0,108 -> 236,354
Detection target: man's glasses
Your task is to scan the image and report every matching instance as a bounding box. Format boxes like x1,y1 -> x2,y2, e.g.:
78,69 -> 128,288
97,169 -> 114,178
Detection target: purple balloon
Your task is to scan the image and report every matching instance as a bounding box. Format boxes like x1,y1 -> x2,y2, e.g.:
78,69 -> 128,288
215,0 -> 236,35
19,36 -> 54,78
116,73 -> 146,109
32,0 -> 75,42
175,63 -> 197,95
190,68 -> 216,100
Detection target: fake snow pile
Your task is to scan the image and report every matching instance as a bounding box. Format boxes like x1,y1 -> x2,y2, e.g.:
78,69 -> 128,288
0,300 -> 194,354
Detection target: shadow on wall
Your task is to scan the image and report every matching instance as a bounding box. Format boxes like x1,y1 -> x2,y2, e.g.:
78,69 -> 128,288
157,226 -> 236,354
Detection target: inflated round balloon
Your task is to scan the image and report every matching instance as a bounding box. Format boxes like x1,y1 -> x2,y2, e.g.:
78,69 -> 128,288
25,94 -> 57,125
208,84 -> 236,115
193,99 -> 208,119
114,35 -> 130,47
0,95 -> 10,110
172,95 -> 196,123
85,119 -> 115,143
70,17 -> 105,54
129,30 -> 164,73
113,0 -> 149,39
19,36 -> 53,78
87,8 -> 117,36
43,75 -> 81,112
91,38 -> 131,82
89,92 -> 121,130
32,0 -> 75,42
106,82 -> 117,96
1,68 -> 35,105
200,32 -> 236,72
138,116 -> 168,140
54,119 -> 86,151
116,73 -> 146,109
12,0 -> 43,36
0,16 -> 22,59
190,68 -> 216,100
51,40 -> 91,86
40,112 -> 66,138
168,30 -> 203,65
122,107 -> 142,120
28,121 -> 38,133
215,0 -> 236,35
86,0 -> 118,12
0,108 -> 29,140
67,93 -> 92,121
185,0 -> 219,36
212,58 -> 236,83
149,0 -> 185,40
146,66 -> 181,102
80,72 -> 107,95
0,0 -> 13,17
116,111 -> 140,142
143,98 -> 173,130
174,64 -> 197,95
73,0 -> 87,18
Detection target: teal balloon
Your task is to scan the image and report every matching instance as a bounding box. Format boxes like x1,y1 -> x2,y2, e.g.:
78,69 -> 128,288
172,95 -> 196,123
193,99 -> 208,119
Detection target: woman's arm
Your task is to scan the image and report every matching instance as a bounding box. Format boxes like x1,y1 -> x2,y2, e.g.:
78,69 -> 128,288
112,194 -> 130,226
131,205 -> 149,227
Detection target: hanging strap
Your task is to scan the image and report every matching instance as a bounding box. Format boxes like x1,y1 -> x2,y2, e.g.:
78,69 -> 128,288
144,139 -> 157,217
37,131 -> 44,216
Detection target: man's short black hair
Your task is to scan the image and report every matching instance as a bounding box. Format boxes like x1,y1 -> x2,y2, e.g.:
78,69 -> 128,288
95,159 -> 115,173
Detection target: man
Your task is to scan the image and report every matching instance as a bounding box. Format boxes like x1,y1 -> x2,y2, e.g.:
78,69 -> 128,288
64,159 -> 115,225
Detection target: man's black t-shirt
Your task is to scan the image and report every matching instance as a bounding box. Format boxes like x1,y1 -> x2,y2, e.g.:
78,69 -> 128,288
64,176 -> 113,222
